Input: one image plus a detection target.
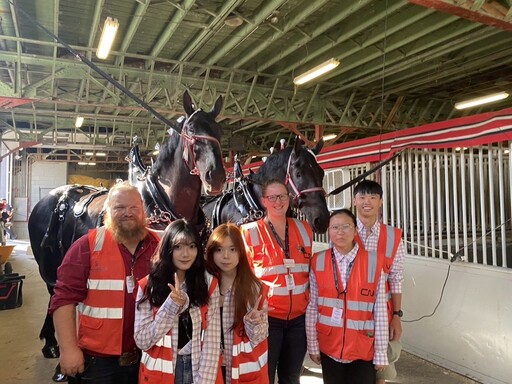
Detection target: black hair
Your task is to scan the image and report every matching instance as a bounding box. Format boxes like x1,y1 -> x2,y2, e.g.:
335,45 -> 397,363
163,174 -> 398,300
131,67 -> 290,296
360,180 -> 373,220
138,219 -> 209,308
353,179 -> 383,198
330,208 -> 357,227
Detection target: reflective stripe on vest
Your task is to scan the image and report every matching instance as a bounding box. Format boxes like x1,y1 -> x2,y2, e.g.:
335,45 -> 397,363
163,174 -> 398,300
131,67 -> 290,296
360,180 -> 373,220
384,225 -> 396,258
141,351 -> 174,374
245,218 -> 310,248
76,303 -> 123,319
259,263 -> 309,276
93,226 -> 107,251
272,282 -> 308,296
232,351 -> 268,379
87,279 -> 124,291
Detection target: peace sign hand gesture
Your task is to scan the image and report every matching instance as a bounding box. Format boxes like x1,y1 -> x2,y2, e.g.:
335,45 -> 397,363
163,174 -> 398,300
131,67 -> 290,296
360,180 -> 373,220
168,273 -> 186,307
245,295 -> 269,325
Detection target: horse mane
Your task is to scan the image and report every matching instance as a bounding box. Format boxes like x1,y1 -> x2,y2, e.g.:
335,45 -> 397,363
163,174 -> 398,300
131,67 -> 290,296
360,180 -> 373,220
254,146 -> 292,183
152,128 -> 181,176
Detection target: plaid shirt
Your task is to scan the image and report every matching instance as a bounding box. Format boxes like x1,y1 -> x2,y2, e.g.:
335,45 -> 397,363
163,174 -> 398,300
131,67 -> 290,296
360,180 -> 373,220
221,283 -> 269,384
357,219 -> 405,293
306,243 -> 388,365
134,274 -> 221,383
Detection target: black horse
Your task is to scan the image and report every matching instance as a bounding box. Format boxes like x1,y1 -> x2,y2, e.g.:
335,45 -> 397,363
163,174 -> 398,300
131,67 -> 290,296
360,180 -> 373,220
202,137 -> 330,234
27,91 -> 225,365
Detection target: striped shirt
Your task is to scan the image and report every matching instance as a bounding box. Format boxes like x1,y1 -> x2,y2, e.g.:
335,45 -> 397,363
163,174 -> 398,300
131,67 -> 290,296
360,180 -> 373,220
357,219 -> 405,293
306,243 -> 388,365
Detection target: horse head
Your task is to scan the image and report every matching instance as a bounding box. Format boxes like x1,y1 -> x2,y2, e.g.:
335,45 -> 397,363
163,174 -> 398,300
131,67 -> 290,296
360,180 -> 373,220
255,137 -> 330,233
154,91 -> 226,198
180,91 -> 226,195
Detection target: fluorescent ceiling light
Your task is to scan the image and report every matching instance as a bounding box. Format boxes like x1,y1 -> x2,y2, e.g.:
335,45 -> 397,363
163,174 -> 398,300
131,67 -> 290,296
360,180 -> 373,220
78,161 -> 96,166
96,17 -> 119,59
293,58 -> 340,85
75,116 -> 84,128
96,152 -> 106,157
322,133 -> 337,141
454,91 -> 509,110
85,151 -> 94,156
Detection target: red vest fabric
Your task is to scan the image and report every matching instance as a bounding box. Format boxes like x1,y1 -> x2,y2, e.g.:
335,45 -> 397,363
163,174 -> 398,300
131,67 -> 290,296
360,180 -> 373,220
356,223 -> 402,319
230,284 -> 269,384
241,218 -> 313,320
77,227 -> 126,355
138,273 -> 222,384
311,247 -> 383,362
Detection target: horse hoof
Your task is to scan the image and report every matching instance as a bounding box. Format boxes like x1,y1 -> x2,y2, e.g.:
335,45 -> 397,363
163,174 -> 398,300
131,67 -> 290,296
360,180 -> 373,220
52,365 -> 68,382
42,345 -> 60,358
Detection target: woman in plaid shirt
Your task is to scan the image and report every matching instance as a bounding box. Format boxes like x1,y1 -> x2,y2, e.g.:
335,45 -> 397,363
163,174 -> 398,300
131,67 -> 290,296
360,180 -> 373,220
205,223 -> 269,384
134,219 -> 221,384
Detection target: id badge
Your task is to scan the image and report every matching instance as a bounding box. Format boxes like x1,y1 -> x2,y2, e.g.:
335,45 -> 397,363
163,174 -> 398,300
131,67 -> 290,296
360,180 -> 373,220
331,307 -> 343,326
285,274 -> 295,290
126,275 -> 136,294
283,258 -> 295,268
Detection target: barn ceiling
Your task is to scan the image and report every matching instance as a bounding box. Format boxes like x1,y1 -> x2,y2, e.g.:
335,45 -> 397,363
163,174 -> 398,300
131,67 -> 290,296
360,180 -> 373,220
0,0 -> 512,170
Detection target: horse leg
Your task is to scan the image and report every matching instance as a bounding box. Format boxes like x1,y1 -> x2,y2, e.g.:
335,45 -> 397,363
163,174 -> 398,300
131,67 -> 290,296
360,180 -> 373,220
41,287 -> 59,359
40,312 -> 59,358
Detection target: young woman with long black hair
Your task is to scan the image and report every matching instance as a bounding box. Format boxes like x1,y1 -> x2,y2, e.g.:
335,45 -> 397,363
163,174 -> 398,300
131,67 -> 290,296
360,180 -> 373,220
134,219 -> 221,384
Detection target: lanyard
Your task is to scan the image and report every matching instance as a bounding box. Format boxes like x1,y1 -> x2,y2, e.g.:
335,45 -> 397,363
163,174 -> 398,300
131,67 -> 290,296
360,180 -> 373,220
330,248 -> 344,297
130,240 -> 143,276
268,220 -> 289,259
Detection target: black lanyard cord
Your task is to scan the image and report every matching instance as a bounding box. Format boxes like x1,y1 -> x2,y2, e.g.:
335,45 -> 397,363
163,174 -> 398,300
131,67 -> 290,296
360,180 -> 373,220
268,220 -> 290,259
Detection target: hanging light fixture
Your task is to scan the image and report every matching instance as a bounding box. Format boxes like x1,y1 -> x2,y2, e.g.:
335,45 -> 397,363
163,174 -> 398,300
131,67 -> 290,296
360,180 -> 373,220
322,133 -> 337,141
96,17 -> 119,59
75,116 -> 84,128
454,91 -> 509,110
293,58 -> 340,85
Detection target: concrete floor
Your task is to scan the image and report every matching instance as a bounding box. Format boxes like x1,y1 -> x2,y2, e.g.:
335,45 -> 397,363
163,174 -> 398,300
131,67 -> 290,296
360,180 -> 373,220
0,240 -> 482,384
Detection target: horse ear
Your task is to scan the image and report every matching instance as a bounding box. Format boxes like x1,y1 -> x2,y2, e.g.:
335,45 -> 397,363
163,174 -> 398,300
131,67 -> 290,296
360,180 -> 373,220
211,95 -> 223,119
183,91 -> 195,116
293,136 -> 304,154
311,138 -> 324,155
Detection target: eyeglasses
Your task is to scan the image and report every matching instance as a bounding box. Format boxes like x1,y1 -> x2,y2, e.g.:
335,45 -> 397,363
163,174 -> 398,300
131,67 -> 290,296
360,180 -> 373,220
329,224 -> 355,233
263,194 -> 290,203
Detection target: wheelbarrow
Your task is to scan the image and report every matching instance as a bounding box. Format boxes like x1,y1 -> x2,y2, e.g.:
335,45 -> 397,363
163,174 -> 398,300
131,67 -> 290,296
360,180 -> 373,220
0,245 -> 15,275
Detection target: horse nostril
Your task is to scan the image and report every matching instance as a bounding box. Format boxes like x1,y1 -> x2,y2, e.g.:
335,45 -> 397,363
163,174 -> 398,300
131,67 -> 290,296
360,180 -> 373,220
205,170 -> 212,182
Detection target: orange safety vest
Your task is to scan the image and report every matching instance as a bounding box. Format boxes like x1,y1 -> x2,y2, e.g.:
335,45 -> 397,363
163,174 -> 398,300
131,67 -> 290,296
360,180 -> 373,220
230,284 -> 269,384
356,223 -> 402,319
241,218 -> 312,320
311,247 -> 383,362
78,227 -> 160,355
138,273 -> 222,384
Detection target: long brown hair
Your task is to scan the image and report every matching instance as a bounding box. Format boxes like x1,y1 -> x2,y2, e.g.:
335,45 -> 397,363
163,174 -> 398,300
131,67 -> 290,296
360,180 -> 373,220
205,223 -> 261,330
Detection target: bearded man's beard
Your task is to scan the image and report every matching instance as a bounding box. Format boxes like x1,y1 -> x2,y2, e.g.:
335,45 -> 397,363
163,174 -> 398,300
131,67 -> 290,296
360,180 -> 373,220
105,216 -> 147,243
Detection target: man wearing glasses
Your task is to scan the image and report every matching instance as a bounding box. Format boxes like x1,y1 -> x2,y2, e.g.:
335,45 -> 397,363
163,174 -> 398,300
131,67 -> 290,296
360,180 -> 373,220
352,180 -> 405,384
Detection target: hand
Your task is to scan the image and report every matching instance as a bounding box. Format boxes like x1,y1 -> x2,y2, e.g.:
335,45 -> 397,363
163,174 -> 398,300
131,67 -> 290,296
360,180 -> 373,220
168,273 -> 186,307
59,346 -> 84,376
375,364 -> 387,372
245,295 -> 268,325
309,354 -> 321,365
389,315 -> 402,341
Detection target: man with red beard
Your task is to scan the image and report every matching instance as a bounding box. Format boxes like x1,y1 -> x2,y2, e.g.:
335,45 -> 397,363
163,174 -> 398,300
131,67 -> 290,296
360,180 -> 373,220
50,182 -> 160,384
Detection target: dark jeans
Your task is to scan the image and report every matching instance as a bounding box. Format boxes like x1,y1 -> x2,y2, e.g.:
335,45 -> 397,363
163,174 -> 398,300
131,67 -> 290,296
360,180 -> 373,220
268,314 -> 307,384
67,354 -> 139,384
175,354 -> 193,384
320,353 -> 376,384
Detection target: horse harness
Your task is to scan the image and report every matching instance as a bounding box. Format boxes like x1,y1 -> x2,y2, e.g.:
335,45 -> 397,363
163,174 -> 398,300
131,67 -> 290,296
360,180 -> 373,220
41,185 -> 108,259
181,109 -> 222,175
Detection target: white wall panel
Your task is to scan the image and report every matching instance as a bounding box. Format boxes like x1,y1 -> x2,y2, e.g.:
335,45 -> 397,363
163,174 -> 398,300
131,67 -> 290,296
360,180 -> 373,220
402,256 -> 512,384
